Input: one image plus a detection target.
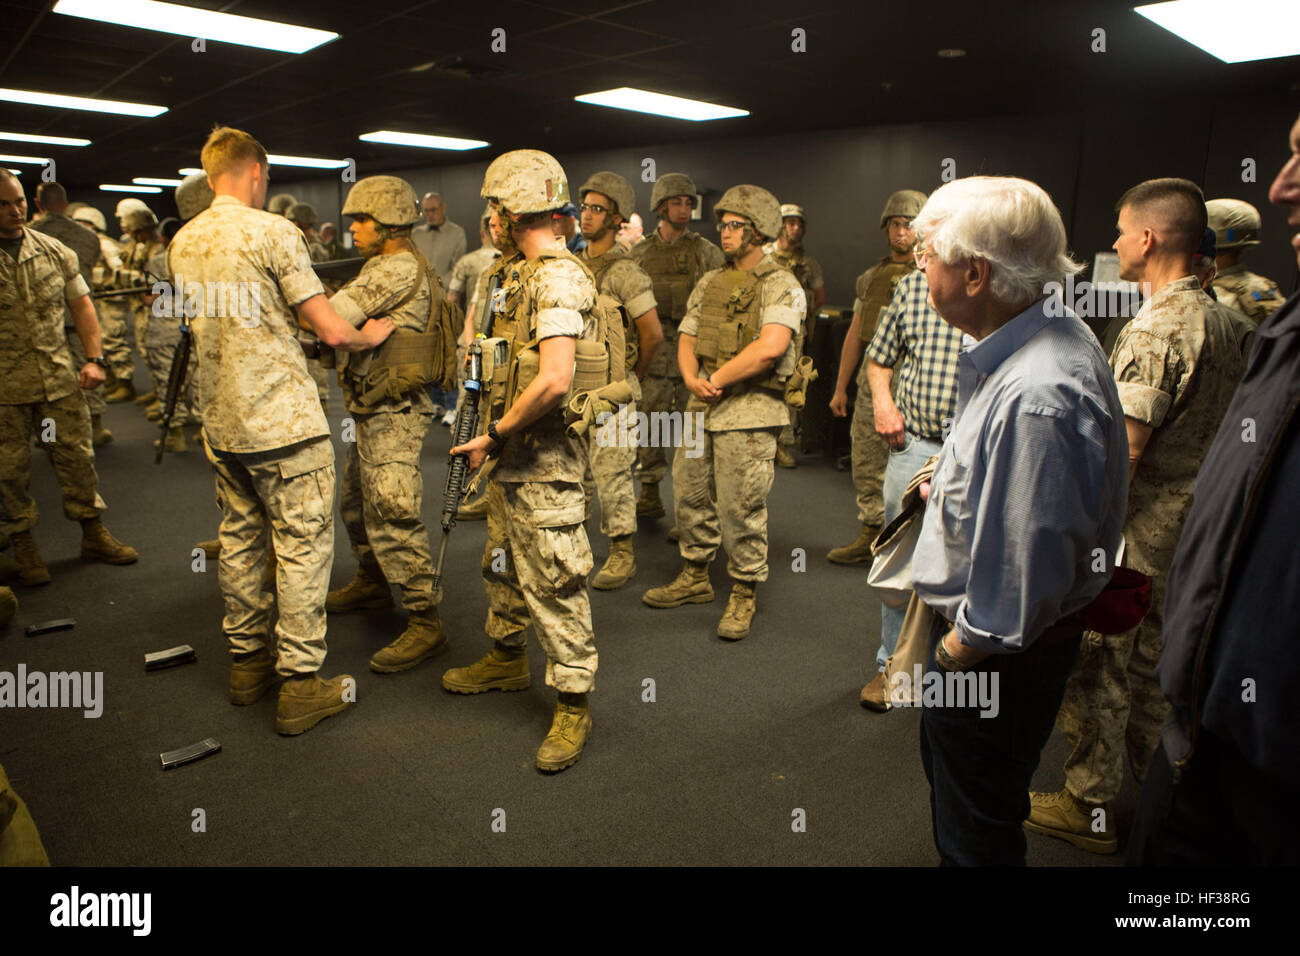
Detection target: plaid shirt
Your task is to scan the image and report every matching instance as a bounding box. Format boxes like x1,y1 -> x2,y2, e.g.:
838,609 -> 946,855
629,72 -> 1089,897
865,269 -> 962,440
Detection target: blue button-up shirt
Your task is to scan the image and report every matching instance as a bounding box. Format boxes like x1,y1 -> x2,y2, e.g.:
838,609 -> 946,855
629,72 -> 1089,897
911,295 -> 1129,653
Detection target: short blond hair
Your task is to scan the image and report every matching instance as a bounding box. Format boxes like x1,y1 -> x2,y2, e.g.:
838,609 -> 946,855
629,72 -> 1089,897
201,126 -> 267,179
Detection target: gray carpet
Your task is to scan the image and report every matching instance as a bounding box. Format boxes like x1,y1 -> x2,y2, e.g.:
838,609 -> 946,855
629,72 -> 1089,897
0,375 -> 1136,865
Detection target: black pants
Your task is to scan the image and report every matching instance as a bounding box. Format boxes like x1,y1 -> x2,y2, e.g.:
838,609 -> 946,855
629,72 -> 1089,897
920,622 -> 1082,866
1128,729 -> 1300,866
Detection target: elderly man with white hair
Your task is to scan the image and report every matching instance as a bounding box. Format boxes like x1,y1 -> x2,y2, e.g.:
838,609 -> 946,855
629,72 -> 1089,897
905,176 -> 1129,866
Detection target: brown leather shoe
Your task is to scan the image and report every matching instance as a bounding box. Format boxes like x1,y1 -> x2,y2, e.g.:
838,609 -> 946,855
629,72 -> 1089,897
859,671 -> 890,712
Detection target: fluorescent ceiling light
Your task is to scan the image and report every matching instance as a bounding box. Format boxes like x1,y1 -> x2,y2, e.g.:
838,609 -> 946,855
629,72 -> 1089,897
0,87 -> 166,117
267,154 -> 348,169
0,131 -> 90,146
359,130 -> 489,151
134,177 -> 183,187
1134,0 -> 1300,63
100,184 -> 163,193
178,167 -> 203,176
574,87 -> 748,121
0,153 -> 51,165
53,0 -> 337,55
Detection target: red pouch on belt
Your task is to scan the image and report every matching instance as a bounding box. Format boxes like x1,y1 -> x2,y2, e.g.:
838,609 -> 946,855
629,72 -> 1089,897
1068,566 -> 1152,635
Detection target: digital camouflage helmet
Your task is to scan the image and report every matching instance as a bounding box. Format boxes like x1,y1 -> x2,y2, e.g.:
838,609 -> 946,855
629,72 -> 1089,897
650,172 -> 698,213
579,171 -> 636,222
72,205 -> 107,233
175,172 -> 215,221
342,175 -> 420,228
714,184 -> 782,242
880,189 -> 927,229
481,149 -> 570,216
267,193 -> 298,217
1206,198 -> 1261,250
287,201 -> 317,227
122,205 -> 159,232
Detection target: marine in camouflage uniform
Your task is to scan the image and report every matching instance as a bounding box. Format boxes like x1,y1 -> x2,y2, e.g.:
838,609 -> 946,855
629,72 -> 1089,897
1206,199 -> 1286,325
762,203 -> 825,467
116,206 -> 164,418
441,149 -> 600,774
642,185 -> 805,641
577,171 -> 662,589
1030,181 -> 1245,852
288,202 -> 335,412
448,207 -> 497,309
827,190 -> 925,563
167,126 -> 395,735
0,170 -> 138,586
73,207 -> 135,401
28,188 -> 112,445
323,176 -> 452,674
629,172 -> 726,520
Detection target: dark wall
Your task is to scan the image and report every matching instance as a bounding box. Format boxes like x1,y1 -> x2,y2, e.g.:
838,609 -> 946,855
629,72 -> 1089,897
272,93 -> 1300,306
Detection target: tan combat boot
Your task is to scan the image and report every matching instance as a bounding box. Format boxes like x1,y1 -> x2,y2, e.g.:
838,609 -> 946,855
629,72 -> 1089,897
153,426 -> 187,453
91,414 -> 113,447
1023,789 -> 1118,854
536,692 -> 592,773
642,560 -> 713,608
144,402 -> 163,422
9,532 -> 50,586
860,671 -> 890,712
229,647 -> 279,705
442,645 -> 530,694
132,388 -> 156,406
457,493 -> 489,521
635,481 -> 665,518
105,381 -> 136,403
325,564 -> 393,613
0,585 -> 16,626
79,518 -> 139,564
775,446 -> 797,469
591,535 -> 635,590
828,522 -> 878,565
275,672 -> 354,735
716,581 -> 756,640
370,608 -> 449,673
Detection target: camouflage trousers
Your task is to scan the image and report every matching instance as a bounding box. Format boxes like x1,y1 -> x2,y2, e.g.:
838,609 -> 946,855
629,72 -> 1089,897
1058,565 -> 1171,804
339,408 -> 436,614
0,393 -> 106,536
207,436 -> 336,677
483,478 -> 597,693
850,359 -> 888,527
97,297 -> 134,382
132,302 -> 149,361
65,329 -> 106,417
580,400 -> 638,539
637,321 -> 689,485
145,315 -> 199,425
674,426 -> 779,582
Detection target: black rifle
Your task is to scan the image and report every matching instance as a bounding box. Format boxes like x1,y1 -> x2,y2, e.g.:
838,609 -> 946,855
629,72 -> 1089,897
431,273 -> 501,602
312,257 -> 365,281
91,285 -> 153,299
155,309 -> 193,464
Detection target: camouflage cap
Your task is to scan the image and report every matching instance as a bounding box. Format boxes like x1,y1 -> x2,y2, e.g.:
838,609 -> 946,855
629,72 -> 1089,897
650,172 -> 698,211
714,184 -> 782,241
481,149 -> 570,216
115,197 -> 150,218
175,172 -> 215,221
123,206 -> 158,232
267,193 -> 298,217
880,189 -> 927,229
579,171 -> 636,222
287,201 -> 317,227
1206,198 -> 1261,249
342,176 -> 420,227
780,203 -> 806,221
72,205 -> 107,232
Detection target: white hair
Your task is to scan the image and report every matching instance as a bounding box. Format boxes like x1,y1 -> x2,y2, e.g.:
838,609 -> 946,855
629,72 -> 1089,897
913,176 -> 1081,307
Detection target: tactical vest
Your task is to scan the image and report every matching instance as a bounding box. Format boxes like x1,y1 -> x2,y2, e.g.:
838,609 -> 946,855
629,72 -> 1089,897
693,260 -> 790,395
636,232 -> 702,323
858,259 -> 915,342
584,247 -> 641,376
347,250 -> 461,410
1215,269 -> 1284,324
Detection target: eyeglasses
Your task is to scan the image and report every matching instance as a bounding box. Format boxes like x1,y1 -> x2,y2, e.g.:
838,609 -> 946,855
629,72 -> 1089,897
717,220 -> 747,234
578,201 -> 608,215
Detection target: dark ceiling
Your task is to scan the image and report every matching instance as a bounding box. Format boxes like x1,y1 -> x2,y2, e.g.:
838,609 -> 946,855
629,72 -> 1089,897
1,0 -> 1298,192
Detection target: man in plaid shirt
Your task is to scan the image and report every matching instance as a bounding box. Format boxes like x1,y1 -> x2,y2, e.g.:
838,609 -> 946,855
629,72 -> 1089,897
859,266 -> 963,711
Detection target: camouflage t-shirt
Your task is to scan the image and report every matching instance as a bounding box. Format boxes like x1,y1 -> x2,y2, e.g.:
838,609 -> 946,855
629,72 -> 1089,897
493,253 -> 596,484
331,249 -> 438,415
1212,263 -> 1285,325
450,245 -> 500,298
679,255 -> 805,431
0,228 -> 90,404
167,194 -> 328,454
1110,275 -> 1244,569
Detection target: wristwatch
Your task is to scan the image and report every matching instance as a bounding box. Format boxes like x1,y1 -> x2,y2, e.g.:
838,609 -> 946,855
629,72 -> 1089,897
487,420 -> 506,448
934,634 -> 969,672
87,356 -> 107,369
